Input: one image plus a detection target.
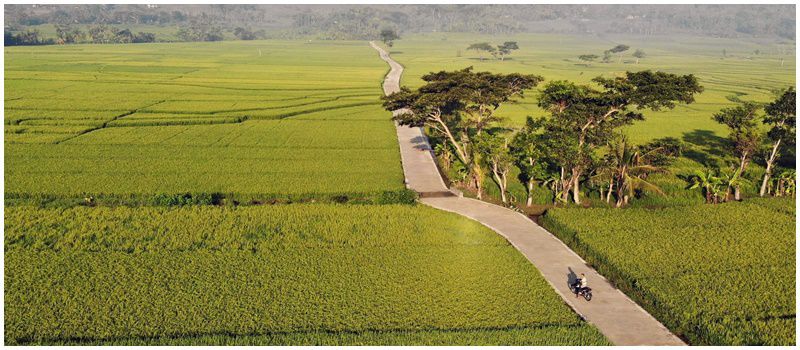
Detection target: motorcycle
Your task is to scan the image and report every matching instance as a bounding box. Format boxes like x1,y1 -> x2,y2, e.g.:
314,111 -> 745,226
570,279 -> 593,301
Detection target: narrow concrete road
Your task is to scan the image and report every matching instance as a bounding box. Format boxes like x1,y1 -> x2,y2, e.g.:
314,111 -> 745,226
369,41 -> 685,346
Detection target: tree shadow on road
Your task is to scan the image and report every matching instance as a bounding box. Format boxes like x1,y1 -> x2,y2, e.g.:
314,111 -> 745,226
409,135 -> 432,152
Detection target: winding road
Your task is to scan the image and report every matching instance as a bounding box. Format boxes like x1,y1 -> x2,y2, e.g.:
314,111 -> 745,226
370,41 -> 685,346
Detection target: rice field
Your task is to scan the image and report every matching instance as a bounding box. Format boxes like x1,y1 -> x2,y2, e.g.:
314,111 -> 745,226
390,32 -> 795,143
5,33 -> 794,346
5,41 -> 403,200
542,198 -> 795,345
5,204 -> 609,345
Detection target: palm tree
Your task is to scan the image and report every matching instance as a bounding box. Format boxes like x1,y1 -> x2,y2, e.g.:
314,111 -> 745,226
719,168 -> 749,201
597,137 -> 668,208
688,168 -> 724,204
775,169 -> 796,197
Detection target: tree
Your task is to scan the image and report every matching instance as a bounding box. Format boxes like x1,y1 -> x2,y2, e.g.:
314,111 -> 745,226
133,32 -> 156,43
578,54 -> 599,65
595,137 -> 668,207
602,50 -> 612,63
379,28 -> 400,47
537,71 -> 703,204
476,132 -> 514,204
88,24 -> 116,43
467,42 -> 495,61
713,101 -> 761,200
234,27 -> 257,40
774,168 -> 796,197
494,41 -> 519,61
114,28 -> 134,43
608,44 -> 630,63
632,49 -> 646,64
510,118 -> 548,206
689,168 -> 724,204
177,16 -> 223,42
760,87 -> 796,196
383,67 -> 542,199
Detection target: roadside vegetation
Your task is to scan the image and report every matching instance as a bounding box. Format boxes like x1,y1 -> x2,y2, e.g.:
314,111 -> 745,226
384,33 -> 796,345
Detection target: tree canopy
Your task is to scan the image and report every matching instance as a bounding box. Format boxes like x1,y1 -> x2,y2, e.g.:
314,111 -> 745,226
380,28 -> 400,47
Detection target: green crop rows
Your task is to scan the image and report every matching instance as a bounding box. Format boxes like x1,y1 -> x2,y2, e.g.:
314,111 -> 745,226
391,33 -> 794,143
5,204 -> 609,345
541,197 -> 795,345
5,41 -> 402,201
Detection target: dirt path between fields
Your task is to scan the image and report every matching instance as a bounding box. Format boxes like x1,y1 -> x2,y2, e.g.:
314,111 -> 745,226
369,41 -> 685,346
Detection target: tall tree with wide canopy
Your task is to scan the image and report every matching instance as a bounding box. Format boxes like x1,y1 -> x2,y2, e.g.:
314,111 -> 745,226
609,44 -> 630,63
476,132 -> 514,204
380,28 -> 400,47
537,71 -> 703,204
510,117 -> 549,206
494,41 -> 519,61
578,54 -> 599,65
713,101 -> 761,200
760,87 -> 796,196
467,42 -> 495,61
383,67 -> 543,199
632,49 -> 646,64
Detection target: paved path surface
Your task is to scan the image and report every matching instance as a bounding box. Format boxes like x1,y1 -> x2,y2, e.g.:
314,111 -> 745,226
370,41 -> 685,346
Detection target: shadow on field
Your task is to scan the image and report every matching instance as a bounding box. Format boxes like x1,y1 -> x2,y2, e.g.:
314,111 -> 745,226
681,129 -> 729,167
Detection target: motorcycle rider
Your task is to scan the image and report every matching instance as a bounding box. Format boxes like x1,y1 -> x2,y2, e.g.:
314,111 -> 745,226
575,273 -> 588,297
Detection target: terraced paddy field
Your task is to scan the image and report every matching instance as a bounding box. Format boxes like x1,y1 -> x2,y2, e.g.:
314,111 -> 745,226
4,40 -> 607,345
542,198 -> 796,345
5,205 -> 608,345
5,41 -> 404,203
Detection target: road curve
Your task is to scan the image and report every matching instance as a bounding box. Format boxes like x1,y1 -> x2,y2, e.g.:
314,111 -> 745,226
369,41 -> 685,346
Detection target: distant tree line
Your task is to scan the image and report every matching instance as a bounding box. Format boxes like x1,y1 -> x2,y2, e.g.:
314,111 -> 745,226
4,24 -> 156,46
4,4 -> 796,46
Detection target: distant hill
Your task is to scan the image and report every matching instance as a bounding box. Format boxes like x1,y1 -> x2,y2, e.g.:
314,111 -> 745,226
4,4 -> 795,45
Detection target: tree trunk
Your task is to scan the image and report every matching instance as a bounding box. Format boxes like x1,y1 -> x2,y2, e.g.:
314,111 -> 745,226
572,169 -> 582,205
500,172 -> 508,204
606,181 -> 614,203
472,161 -> 484,200
558,167 -> 570,203
526,179 -> 534,207
491,163 -> 507,204
433,116 -> 469,166
760,139 -> 781,197
734,151 -> 749,201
